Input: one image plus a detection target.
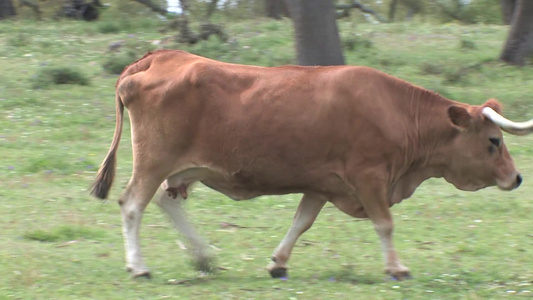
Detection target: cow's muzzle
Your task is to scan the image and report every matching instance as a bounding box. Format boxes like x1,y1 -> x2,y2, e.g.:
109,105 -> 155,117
499,173 -> 522,190
516,173 -> 523,188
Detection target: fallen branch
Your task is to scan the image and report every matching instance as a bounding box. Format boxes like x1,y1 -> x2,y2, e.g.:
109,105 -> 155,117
336,1 -> 388,23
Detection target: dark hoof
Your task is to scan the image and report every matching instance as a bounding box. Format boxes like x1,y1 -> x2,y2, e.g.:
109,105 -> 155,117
192,256 -> 216,274
269,267 -> 288,279
132,271 -> 152,279
388,273 -> 412,281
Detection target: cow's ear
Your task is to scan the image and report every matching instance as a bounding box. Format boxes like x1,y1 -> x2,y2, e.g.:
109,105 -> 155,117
483,98 -> 503,114
448,105 -> 472,129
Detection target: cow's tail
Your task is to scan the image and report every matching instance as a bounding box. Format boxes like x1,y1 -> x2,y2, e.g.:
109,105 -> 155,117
90,92 -> 124,200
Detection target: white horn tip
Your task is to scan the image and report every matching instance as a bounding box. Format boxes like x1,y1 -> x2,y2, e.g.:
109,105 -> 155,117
482,107 -> 533,135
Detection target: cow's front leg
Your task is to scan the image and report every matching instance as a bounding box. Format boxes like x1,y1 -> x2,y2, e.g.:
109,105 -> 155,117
373,216 -> 410,280
267,193 -> 326,278
357,181 -> 411,280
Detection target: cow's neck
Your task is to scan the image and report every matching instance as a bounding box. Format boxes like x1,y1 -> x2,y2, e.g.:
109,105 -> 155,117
393,86 -> 464,200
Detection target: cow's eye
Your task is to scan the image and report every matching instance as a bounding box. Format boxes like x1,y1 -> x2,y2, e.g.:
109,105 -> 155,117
489,137 -> 501,147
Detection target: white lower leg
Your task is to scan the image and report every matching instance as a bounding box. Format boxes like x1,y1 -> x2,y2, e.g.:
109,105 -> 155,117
374,222 -> 409,277
158,193 -> 212,271
268,195 -> 326,275
121,203 -> 149,276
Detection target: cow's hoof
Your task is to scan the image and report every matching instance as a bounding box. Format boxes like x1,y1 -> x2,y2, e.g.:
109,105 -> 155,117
132,270 -> 152,279
126,266 -> 151,278
193,256 -> 216,274
387,271 -> 412,281
269,267 -> 288,279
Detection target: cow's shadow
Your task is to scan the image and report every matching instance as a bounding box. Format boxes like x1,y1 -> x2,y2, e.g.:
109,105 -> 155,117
159,268 -> 385,287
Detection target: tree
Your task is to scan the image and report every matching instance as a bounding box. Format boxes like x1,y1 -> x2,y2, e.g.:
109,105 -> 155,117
500,0 -> 516,25
265,0 -> 289,19
500,0 -> 533,66
205,0 -> 219,19
0,0 -> 16,19
389,0 -> 399,21
286,0 -> 344,66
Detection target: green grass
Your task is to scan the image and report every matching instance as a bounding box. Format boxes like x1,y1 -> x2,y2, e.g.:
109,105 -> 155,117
0,17 -> 532,299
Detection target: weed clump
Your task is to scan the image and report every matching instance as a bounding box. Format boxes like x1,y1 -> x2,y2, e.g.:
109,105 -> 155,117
23,225 -> 106,242
460,39 -> 477,50
342,36 -> 373,52
31,65 -> 90,89
97,21 -> 121,34
7,33 -> 31,47
421,62 -> 444,75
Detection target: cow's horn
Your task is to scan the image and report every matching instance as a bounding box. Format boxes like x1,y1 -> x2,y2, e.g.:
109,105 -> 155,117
482,107 -> 533,135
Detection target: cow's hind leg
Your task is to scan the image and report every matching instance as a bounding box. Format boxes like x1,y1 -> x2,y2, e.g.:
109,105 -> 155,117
119,175 -> 162,278
157,179 -> 213,273
267,193 -> 327,278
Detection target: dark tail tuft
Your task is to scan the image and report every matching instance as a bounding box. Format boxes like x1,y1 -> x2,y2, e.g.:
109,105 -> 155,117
90,93 -> 124,200
90,150 -> 117,199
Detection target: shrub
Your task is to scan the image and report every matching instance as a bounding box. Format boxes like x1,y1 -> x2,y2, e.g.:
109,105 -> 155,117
31,66 -> 90,89
460,39 -> 477,50
342,36 -> 374,52
7,33 -> 30,47
421,62 -> 444,75
102,51 -> 138,75
97,21 -> 121,34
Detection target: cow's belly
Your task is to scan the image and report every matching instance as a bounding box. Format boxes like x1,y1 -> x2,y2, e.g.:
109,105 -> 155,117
164,165 -> 354,201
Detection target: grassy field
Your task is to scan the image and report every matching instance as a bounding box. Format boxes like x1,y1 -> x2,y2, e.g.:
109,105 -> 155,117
0,12 -> 532,299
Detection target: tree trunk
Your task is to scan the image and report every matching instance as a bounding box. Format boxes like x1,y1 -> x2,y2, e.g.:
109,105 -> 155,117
0,0 -> 16,19
286,0 -> 344,66
500,0 -> 516,25
500,0 -> 533,66
389,0 -> 398,22
205,0 -> 219,19
265,0 -> 289,19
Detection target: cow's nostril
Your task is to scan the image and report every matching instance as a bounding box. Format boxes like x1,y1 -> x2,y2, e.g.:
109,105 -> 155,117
516,174 -> 523,187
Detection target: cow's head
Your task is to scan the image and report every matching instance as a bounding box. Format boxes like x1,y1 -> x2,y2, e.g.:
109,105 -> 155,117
444,99 -> 527,191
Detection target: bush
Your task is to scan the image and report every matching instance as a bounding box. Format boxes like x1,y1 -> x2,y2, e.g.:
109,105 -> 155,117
343,36 -> 374,52
421,62 -> 444,75
97,21 -> 121,34
460,39 -> 476,50
31,65 -> 90,89
102,51 -> 138,75
7,33 -> 30,47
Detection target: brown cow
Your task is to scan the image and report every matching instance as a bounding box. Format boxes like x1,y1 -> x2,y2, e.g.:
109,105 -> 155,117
91,50 -> 530,280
